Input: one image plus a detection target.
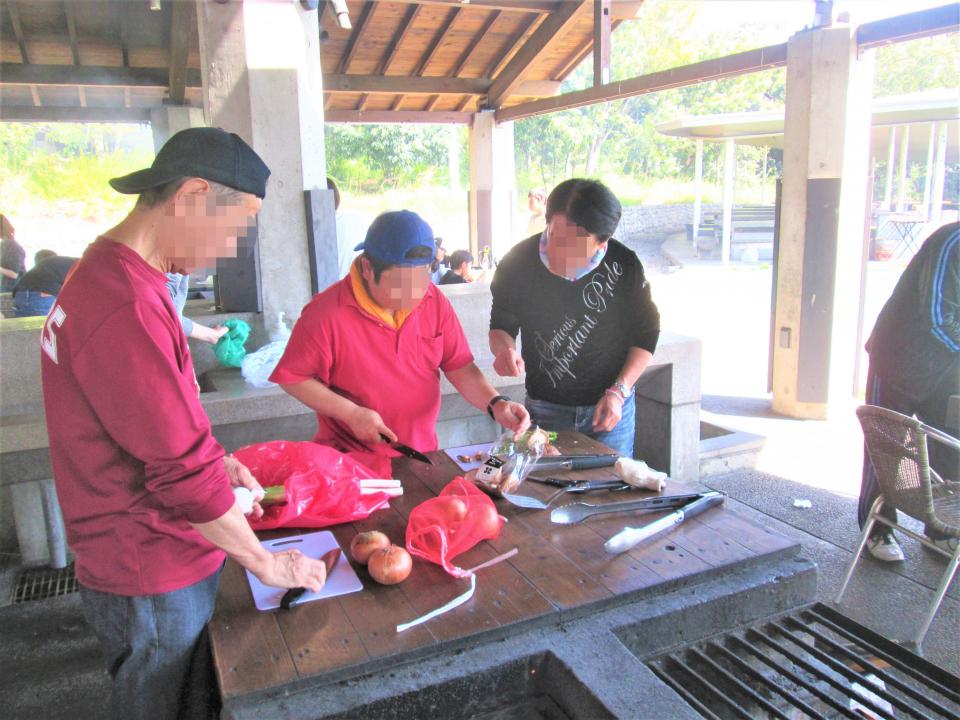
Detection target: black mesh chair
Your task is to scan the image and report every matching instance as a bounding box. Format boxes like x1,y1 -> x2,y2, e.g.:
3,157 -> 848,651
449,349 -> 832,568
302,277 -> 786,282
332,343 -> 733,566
836,405 -> 960,651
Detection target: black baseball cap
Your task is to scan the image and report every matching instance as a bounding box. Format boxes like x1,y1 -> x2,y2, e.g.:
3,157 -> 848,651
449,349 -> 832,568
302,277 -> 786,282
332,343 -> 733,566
109,127 -> 271,198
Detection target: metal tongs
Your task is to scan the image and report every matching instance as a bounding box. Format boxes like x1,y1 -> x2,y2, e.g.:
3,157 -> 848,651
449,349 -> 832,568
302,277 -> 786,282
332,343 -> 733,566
549,491 -> 706,525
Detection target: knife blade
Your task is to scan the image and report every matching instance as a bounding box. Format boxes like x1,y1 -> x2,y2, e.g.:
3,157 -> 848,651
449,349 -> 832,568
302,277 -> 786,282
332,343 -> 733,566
380,434 -> 433,464
550,492 -> 705,525
279,547 -> 342,610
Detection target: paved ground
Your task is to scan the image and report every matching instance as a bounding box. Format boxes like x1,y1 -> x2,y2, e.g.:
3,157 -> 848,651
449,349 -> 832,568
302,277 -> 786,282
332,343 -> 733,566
1,231 -> 956,718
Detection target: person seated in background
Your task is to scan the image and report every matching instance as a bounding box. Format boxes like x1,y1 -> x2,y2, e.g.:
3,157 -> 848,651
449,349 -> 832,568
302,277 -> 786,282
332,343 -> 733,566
526,188 -> 548,237
439,250 -> 474,285
11,250 -> 78,318
164,272 -> 228,344
270,210 -> 530,467
1,213 -> 26,293
430,237 -> 447,284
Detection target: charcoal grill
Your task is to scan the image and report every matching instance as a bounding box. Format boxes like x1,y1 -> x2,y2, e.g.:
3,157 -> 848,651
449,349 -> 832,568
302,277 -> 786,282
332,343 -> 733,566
647,603 -> 960,720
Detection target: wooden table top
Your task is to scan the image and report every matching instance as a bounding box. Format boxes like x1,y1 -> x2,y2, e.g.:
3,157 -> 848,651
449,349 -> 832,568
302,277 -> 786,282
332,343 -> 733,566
209,433 -> 798,702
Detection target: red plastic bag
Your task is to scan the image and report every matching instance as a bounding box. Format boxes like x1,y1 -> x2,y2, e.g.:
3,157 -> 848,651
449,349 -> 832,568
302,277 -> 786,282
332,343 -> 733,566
405,477 -> 505,577
231,441 -> 391,531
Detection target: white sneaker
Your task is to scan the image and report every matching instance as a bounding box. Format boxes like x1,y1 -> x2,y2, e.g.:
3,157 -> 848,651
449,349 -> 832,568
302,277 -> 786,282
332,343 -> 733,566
867,534 -> 905,562
925,536 -> 959,555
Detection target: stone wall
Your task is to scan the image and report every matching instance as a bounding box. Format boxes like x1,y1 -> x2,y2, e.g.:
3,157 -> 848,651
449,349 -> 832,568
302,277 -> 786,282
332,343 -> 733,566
616,203 -> 722,244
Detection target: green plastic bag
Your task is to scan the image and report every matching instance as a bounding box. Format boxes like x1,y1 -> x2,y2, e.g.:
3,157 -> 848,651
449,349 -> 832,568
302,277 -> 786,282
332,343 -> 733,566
214,318 -> 251,368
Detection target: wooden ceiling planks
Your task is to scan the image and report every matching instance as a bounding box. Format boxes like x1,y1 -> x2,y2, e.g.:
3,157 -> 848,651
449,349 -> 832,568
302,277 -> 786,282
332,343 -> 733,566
0,0 -> 639,122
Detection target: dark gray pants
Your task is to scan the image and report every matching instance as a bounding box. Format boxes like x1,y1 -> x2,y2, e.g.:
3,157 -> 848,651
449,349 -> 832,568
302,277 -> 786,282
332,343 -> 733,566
80,569 -> 221,720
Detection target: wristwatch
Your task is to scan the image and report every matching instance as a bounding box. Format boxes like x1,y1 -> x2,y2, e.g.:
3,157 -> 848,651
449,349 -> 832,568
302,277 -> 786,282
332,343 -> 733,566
611,380 -> 633,399
487,394 -> 509,419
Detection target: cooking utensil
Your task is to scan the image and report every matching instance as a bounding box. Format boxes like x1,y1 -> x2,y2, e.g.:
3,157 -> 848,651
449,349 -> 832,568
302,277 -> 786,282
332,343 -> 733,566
280,547 -> 342,610
604,492 -> 726,553
532,454 -> 619,471
503,478 -> 630,510
380,434 -> 433,464
550,492 -> 705,525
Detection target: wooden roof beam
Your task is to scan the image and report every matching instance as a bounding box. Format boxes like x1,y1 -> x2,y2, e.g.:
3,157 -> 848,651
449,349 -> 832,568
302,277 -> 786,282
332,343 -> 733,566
483,13 -> 539,80
325,109 -> 471,123
382,1 -> 554,13
496,43 -> 788,123
1,63 -> 202,88
6,2 -> 30,64
63,1 -> 81,66
552,18 -> 621,80
337,1 -> 376,75
486,0 -> 588,109
119,5 -> 130,67
0,105 -> 151,123
452,10 -> 501,77
168,0 -> 191,104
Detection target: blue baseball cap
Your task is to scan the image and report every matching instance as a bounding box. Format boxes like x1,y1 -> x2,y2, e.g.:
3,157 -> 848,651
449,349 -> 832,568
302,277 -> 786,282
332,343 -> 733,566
354,210 -> 434,266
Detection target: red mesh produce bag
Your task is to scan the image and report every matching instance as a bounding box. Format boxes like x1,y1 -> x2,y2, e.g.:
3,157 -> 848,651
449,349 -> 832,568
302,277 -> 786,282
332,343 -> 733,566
405,477 -> 506,577
232,441 -> 391,531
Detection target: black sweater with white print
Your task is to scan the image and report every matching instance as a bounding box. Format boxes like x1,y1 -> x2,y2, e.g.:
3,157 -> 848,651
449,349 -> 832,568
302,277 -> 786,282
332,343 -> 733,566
490,234 -> 660,406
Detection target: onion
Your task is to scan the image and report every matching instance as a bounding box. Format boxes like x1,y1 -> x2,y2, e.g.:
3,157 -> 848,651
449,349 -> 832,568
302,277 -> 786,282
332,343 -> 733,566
368,545 -> 413,585
350,530 -> 391,565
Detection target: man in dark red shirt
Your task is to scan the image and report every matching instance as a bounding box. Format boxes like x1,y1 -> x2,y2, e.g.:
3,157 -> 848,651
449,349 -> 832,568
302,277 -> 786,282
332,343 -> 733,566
41,128 -> 326,719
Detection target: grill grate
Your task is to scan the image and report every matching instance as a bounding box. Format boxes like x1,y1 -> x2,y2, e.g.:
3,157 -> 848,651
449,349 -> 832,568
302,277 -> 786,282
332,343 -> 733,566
647,603 -> 960,720
13,563 -> 79,604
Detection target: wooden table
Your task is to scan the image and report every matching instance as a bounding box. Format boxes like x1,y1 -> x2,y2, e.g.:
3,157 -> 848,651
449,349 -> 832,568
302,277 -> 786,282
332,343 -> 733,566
209,433 -> 798,704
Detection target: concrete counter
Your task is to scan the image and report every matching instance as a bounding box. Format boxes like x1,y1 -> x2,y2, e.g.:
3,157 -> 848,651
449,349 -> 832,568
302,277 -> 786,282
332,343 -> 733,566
0,284 -> 701,563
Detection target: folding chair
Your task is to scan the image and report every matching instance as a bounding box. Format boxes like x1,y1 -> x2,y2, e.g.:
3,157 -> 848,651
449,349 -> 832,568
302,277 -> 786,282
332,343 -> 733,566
836,405 -> 960,651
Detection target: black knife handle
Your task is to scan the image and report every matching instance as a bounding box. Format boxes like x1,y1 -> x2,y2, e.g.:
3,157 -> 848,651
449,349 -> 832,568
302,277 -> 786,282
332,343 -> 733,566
569,455 -> 620,470
570,479 -> 630,492
280,587 -> 307,610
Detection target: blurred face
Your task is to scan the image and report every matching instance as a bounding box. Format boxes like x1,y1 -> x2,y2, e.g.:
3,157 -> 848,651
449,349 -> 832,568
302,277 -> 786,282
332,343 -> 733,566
361,257 -> 431,313
158,179 -> 261,273
544,212 -> 605,278
528,193 -> 545,214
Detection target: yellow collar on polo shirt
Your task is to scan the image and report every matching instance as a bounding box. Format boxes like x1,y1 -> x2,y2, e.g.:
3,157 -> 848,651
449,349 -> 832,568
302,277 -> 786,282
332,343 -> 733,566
348,257 -> 411,330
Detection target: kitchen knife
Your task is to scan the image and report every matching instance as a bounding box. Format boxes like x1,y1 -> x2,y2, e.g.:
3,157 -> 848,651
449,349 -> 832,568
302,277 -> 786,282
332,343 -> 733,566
603,491 -> 726,554
533,454 -> 620,471
380,434 -> 433,464
279,547 -> 342,610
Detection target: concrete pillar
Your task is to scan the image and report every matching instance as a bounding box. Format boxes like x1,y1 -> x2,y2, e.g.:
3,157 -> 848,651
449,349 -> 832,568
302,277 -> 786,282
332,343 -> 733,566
896,125 -> 909,213
884,127 -> 896,210
721,138 -> 735,265
693,138 -> 703,243
922,122 -> 936,219
149,104 -> 205,151
469,110 -> 516,262
196,0 -> 331,322
931,122 -> 948,224
448,125 -> 461,193
771,26 -> 874,420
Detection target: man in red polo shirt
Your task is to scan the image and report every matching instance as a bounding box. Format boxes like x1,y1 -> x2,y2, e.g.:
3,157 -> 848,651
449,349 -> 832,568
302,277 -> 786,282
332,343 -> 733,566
271,210 -> 529,460
41,128 -> 326,720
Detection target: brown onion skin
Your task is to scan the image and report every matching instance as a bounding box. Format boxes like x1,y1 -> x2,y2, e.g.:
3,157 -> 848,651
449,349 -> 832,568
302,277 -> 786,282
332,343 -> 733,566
350,531 -> 391,565
367,545 -> 413,585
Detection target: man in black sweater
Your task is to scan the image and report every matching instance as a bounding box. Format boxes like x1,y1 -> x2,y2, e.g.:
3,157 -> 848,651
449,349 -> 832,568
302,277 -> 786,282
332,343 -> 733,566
860,222 -> 959,561
489,179 -> 660,458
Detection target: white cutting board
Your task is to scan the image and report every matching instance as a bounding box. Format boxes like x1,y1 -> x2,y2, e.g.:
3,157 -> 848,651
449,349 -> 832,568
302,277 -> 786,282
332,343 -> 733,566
444,442 -> 493,472
245,530 -> 363,612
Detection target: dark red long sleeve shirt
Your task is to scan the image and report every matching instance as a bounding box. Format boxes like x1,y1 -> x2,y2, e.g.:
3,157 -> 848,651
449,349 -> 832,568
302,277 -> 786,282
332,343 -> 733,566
41,238 -> 235,596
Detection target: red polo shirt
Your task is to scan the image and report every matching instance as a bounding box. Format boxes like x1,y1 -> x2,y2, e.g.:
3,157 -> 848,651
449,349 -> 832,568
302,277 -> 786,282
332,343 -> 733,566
270,278 -> 474,453
41,238 -> 235,596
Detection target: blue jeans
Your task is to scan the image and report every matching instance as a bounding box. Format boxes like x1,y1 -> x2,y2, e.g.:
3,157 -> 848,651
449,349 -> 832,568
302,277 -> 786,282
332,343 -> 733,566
526,392 -> 636,458
80,569 -> 222,720
13,290 -> 55,318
